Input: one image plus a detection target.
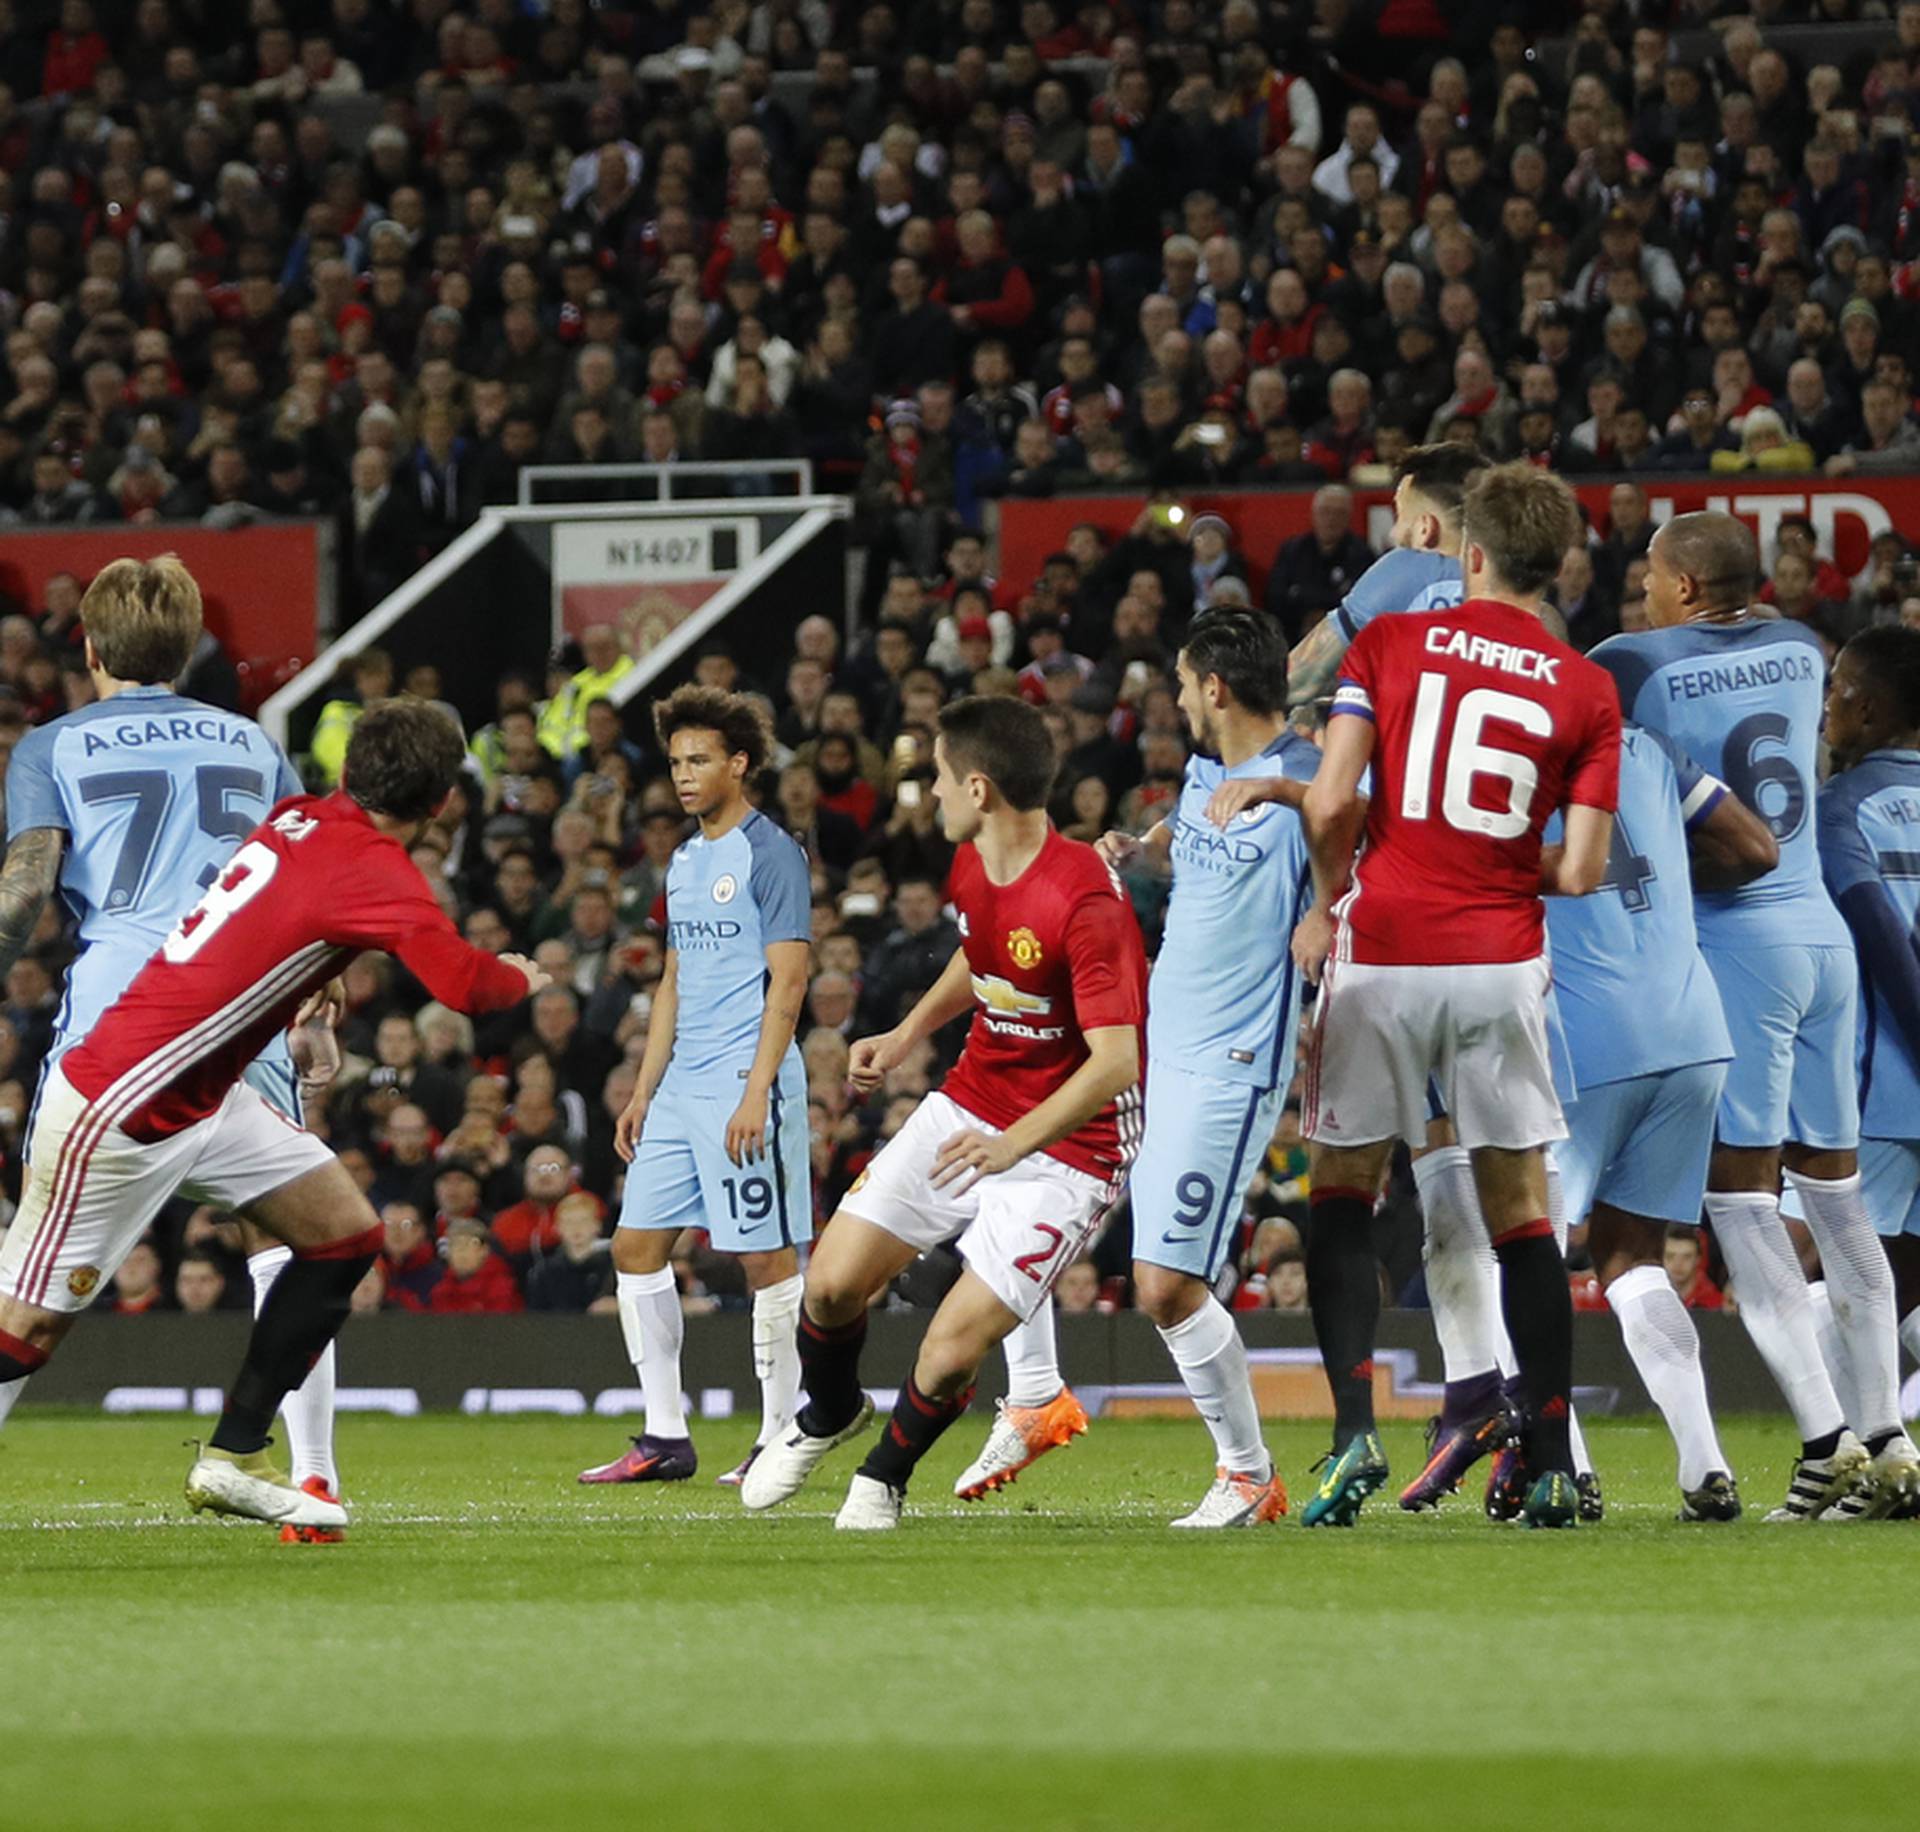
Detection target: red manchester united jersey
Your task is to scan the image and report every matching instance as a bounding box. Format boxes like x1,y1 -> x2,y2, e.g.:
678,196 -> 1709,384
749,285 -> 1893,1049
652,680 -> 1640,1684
1330,598 -> 1620,966
63,794 -> 527,1141
940,827 -> 1147,1184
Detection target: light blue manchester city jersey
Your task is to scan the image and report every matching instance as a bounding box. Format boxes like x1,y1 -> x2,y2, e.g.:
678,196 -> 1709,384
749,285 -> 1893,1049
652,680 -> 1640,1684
5,685 -> 302,1064
1333,545 -> 1464,642
1145,730 -> 1320,1089
1818,748 -> 1920,1141
1590,618 -> 1849,952
1546,725 -> 1733,1088
662,808 -> 811,1086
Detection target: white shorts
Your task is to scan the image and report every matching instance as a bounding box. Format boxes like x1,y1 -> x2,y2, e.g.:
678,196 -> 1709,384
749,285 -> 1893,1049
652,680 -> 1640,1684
837,1090 -> 1113,1322
0,1066 -> 336,1314
1304,954 -> 1566,1153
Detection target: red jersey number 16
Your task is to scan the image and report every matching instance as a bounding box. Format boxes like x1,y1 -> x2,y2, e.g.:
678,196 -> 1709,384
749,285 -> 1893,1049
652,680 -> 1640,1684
1400,672 -> 1552,841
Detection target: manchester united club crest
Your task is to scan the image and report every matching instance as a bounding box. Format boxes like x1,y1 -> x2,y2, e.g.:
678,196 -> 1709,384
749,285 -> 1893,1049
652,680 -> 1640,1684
1007,926 -> 1043,970
67,1266 -> 101,1299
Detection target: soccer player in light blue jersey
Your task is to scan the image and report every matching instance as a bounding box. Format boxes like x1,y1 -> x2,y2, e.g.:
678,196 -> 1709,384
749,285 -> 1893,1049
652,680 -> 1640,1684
1282,442 -> 1486,713
1549,727 -> 1779,1519
0,557 -> 345,1527
1812,627 -> 1920,1517
583,686 -> 812,1490
1591,510 -> 1889,1519
1092,608 -> 1317,1528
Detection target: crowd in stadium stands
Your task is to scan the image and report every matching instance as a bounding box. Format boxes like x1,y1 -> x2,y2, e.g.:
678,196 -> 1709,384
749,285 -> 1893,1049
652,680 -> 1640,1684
10,0 -> 1920,1318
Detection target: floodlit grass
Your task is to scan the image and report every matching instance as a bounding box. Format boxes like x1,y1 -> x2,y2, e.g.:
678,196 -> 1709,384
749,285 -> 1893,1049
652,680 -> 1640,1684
3,1412 -> 1913,1831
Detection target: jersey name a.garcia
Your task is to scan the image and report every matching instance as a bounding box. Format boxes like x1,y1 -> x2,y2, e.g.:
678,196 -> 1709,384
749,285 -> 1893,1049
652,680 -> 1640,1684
939,828 -> 1147,1185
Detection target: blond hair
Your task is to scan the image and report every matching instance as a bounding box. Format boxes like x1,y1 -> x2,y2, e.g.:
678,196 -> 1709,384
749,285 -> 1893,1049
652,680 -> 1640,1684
80,555 -> 204,684
1461,463 -> 1583,597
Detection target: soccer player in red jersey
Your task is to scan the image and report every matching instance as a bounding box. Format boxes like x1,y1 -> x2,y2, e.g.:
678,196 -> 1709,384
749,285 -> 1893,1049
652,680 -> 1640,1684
741,695 -> 1147,1530
1293,463 -> 1622,1529
0,701 -> 546,1532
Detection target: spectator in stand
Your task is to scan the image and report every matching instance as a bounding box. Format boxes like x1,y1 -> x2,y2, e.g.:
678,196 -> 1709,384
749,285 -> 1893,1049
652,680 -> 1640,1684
1255,484 -> 1363,647
379,1203 -> 442,1313
1665,1228 -> 1725,1312
525,1194 -> 617,1313
492,1144 -> 584,1270
430,1219 -> 525,1314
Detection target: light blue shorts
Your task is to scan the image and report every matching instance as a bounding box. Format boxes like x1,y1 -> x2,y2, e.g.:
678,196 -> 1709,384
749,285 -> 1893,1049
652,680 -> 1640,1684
1130,1059 -> 1283,1281
1553,1060 -> 1726,1228
618,1062 -> 810,1252
1863,1138 -> 1920,1240
241,1056 -> 301,1125
1701,943 -> 1859,1152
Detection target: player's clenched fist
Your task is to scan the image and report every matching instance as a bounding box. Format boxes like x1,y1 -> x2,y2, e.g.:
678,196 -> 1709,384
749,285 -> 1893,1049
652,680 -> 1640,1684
1095,828 -> 1141,868
849,1028 -> 908,1094
930,1127 -> 1020,1192
502,953 -> 551,997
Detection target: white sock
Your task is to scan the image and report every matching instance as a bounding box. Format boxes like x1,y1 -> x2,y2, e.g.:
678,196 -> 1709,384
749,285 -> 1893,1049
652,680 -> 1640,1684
1414,1147 -> 1508,1382
1705,1191 -> 1845,1443
1159,1297 -> 1269,1476
1607,1263 -> 1729,1490
751,1273 -> 804,1446
1785,1171 -> 1902,1444
1805,1281 -> 1862,1433
1903,1307 -> 1920,1368
0,1375 -> 25,1429
1002,1303 -> 1063,1407
618,1268 -> 688,1439
249,1245 -> 338,1489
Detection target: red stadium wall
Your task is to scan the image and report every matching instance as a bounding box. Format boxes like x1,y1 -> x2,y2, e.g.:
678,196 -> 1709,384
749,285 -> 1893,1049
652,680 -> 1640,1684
998,478 -> 1920,602
0,523 -> 326,712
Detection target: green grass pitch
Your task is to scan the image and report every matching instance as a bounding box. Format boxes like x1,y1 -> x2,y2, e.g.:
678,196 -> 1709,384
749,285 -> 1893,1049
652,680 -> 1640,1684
3,1411 -> 1913,1832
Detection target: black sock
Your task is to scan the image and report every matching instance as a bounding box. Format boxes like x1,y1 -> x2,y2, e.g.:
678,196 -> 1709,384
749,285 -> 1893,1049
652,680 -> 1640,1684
857,1377 -> 974,1494
1306,1186 -> 1380,1444
1493,1223 -> 1573,1476
1804,1429 -> 1843,1461
209,1234 -> 377,1455
1865,1428 -> 1900,1457
1441,1368 -> 1505,1429
795,1310 -> 867,1437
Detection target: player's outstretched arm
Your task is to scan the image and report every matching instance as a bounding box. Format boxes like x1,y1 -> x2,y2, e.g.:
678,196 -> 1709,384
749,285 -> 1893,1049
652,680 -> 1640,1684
0,827 -> 63,982
726,939 -> 811,1166
616,949 -> 679,1161
1687,791 -> 1779,891
1539,803 -> 1613,897
1285,615 -> 1350,714
849,945 -> 975,1094
1097,822 -> 1172,873
931,1024 -> 1139,1193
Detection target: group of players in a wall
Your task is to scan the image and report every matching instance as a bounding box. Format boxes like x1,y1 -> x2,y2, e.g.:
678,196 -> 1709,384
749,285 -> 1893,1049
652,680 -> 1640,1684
1,447 -> 1917,1535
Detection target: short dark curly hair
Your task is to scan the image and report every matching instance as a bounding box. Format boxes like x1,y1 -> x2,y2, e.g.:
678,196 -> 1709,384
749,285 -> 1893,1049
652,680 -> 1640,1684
653,683 -> 771,774
344,697 -> 466,822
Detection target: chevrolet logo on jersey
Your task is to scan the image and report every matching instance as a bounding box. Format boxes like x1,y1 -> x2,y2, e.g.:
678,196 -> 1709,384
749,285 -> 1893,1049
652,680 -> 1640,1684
971,973 -> 1052,1016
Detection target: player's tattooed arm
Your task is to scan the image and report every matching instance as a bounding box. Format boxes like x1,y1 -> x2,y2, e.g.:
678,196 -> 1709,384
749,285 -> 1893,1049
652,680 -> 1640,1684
0,827 -> 63,981
1284,615 -> 1350,715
